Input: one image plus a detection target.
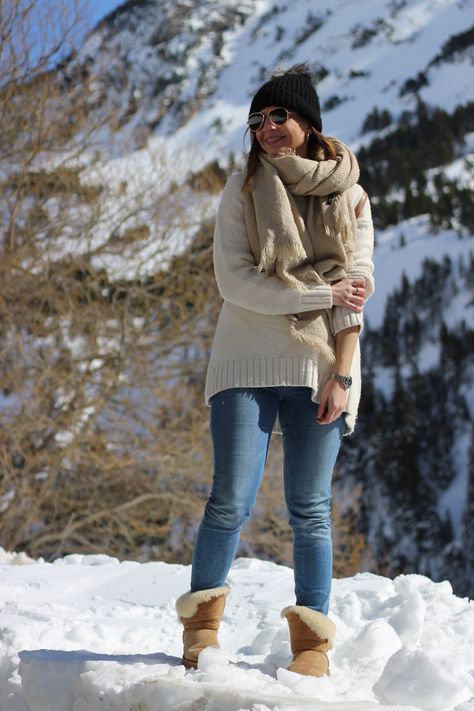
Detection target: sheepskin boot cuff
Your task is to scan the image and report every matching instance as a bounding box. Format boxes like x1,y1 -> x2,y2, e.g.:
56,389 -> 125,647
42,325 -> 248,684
281,605 -> 336,677
176,585 -> 230,620
176,586 -> 230,668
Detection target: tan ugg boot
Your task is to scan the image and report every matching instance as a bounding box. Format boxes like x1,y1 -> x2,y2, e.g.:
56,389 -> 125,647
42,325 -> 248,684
176,586 -> 229,668
282,605 -> 336,677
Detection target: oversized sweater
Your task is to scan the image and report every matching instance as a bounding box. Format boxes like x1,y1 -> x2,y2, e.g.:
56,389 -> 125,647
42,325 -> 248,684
204,172 -> 375,434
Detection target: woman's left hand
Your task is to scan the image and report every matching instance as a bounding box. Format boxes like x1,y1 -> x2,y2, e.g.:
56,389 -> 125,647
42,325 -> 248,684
316,378 -> 349,425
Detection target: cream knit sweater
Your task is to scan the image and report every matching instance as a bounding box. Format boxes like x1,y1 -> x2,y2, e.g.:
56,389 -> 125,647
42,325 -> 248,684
204,172 -> 375,434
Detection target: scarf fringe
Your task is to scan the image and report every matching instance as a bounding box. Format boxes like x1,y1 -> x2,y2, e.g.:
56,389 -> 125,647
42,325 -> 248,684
289,317 -> 336,363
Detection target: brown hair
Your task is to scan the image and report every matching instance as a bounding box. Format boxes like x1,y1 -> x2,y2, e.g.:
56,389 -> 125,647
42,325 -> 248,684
241,127 -> 338,193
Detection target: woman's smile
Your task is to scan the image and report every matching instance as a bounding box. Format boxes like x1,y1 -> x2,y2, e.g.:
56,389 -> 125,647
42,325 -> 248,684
260,131 -> 286,148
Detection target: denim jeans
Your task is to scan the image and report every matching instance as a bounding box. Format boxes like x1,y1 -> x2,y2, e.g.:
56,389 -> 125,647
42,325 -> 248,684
191,386 -> 345,614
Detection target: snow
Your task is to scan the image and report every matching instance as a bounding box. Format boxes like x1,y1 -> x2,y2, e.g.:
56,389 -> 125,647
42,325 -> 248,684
432,151 -> 474,191
147,0 -> 474,158
0,551 -> 473,711
363,218 -> 474,329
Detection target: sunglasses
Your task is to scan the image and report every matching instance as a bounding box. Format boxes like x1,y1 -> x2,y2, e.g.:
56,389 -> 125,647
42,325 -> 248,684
247,107 -> 294,132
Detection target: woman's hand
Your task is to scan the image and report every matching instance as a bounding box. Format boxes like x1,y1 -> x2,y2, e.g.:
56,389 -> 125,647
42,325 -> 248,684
316,378 -> 349,425
331,278 -> 366,312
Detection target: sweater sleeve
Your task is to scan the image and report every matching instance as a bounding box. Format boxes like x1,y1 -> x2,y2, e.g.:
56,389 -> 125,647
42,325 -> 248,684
213,174 -> 333,315
331,186 -> 375,335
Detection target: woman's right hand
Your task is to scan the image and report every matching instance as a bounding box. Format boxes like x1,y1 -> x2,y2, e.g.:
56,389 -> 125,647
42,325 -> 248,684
331,278 -> 366,312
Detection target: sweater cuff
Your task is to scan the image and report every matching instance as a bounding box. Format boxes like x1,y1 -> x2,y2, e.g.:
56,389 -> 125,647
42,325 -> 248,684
332,307 -> 364,335
301,284 -> 333,309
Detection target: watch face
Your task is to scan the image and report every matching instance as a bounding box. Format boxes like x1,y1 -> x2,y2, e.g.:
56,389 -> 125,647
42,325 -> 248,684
332,373 -> 352,388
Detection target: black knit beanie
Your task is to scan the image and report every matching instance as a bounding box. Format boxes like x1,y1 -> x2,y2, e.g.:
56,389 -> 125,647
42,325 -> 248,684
249,69 -> 322,132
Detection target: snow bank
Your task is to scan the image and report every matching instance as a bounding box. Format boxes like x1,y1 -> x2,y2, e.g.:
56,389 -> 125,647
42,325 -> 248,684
0,547 -> 37,566
0,554 -> 473,710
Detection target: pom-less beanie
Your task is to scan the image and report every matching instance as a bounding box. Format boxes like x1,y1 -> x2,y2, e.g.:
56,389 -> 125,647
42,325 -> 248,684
249,69 -> 322,132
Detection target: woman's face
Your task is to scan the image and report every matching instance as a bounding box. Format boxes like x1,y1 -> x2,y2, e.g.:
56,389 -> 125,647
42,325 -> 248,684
253,106 -> 309,158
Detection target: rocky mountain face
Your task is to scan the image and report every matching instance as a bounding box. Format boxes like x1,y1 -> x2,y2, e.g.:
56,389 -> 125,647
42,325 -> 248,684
62,0 -> 474,594
64,0 -> 257,151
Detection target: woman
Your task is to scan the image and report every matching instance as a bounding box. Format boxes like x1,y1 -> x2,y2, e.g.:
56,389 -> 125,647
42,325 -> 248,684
176,64 -> 375,676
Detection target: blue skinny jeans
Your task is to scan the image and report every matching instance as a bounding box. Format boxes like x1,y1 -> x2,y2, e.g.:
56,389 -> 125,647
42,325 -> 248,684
191,386 -> 345,614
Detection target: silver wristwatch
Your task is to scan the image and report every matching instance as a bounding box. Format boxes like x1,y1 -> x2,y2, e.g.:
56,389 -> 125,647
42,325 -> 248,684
330,372 -> 352,390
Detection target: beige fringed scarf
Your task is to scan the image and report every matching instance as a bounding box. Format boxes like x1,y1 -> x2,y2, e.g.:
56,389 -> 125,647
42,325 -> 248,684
242,138 -> 360,361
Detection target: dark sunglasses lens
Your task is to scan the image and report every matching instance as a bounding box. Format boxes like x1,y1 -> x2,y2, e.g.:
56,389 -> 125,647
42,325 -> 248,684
270,108 -> 288,125
247,108 -> 289,131
248,113 -> 264,131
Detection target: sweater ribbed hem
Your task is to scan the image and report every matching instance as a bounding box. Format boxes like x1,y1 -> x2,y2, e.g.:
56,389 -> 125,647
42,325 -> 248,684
205,356 -> 319,404
204,356 -> 357,435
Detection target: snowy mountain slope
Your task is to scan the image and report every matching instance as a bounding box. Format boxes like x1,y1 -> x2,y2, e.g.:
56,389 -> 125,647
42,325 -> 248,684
49,0 -> 474,279
1,552 -> 473,711
69,0 -> 258,154
363,219 -> 474,329
57,0 -> 474,269
67,0 -> 474,160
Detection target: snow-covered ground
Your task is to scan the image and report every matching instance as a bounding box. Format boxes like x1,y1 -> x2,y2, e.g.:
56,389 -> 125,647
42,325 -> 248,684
1,550 -> 473,711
